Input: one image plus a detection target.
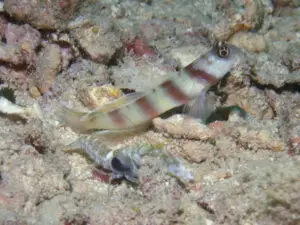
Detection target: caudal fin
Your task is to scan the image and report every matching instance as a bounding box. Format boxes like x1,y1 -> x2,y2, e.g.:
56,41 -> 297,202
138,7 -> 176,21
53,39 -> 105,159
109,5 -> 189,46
57,106 -> 92,133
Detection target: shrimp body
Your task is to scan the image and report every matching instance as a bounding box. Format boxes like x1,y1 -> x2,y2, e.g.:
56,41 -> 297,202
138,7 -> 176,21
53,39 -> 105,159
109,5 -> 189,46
64,136 -> 193,183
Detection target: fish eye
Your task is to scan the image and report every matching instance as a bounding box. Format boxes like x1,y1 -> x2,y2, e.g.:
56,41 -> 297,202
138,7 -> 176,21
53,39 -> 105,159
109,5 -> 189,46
217,42 -> 230,58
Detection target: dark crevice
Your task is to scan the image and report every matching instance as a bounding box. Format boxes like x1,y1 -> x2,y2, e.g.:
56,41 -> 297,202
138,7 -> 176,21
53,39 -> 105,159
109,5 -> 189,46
40,30 -> 55,40
0,60 -> 29,72
248,75 -> 300,94
107,46 -> 125,67
120,88 -> 135,94
197,201 -> 215,214
54,41 -> 73,49
71,38 -> 91,61
0,12 -> 24,26
0,87 -> 16,103
0,112 -> 27,123
24,134 -> 47,154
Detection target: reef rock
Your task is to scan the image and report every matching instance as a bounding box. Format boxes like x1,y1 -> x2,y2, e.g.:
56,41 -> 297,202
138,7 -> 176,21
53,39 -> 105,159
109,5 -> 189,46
5,23 -> 41,50
252,52 -> 300,88
69,17 -> 122,64
0,43 -> 26,65
35,44 -> 61,94
4,0 -> 80,29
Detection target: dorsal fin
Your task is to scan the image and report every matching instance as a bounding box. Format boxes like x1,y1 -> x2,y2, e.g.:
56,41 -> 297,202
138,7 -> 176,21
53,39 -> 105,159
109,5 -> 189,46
92,92 -> 145,113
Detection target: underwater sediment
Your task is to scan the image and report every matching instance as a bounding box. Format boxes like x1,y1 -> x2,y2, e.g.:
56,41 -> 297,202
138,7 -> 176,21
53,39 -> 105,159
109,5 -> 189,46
0,0 -> 299,224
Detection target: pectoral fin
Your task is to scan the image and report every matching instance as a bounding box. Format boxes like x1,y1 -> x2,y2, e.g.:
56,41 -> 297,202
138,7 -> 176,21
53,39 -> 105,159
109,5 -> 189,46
183,92 -> 217,122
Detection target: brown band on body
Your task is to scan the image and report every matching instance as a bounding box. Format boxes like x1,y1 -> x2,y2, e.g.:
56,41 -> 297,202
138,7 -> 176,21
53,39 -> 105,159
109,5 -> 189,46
136,96 -> 159,118
185,64 -> 218,85
108,109 -> 126,127
161,80 -> 190,104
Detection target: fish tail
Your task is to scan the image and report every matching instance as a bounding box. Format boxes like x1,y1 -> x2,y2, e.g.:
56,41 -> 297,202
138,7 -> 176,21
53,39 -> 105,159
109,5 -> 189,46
57,106 -> 94,132
57,105 -> 139,132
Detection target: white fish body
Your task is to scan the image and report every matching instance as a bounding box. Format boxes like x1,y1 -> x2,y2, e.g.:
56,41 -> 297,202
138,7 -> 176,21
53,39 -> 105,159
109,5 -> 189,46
58,42 -> 242,132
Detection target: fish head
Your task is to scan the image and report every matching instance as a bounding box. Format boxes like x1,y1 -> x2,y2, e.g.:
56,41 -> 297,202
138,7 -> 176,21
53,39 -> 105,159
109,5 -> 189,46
110,151 -> 140,183
193,41 -> 244,79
